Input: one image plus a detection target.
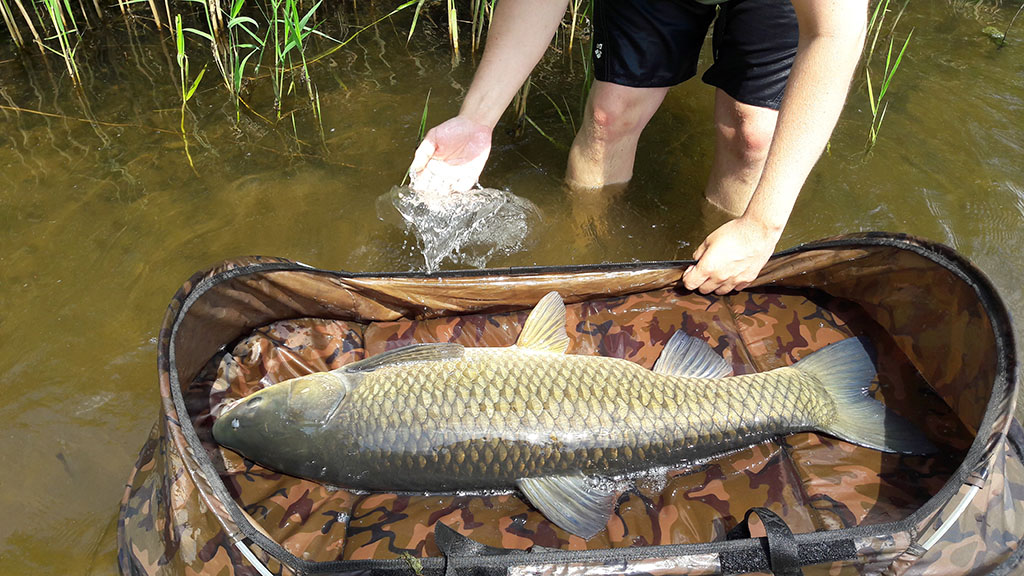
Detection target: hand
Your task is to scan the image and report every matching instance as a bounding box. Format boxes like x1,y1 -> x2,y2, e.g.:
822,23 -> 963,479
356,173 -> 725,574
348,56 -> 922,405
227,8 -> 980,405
681,217 -> 782,295
408,116 -> 493,195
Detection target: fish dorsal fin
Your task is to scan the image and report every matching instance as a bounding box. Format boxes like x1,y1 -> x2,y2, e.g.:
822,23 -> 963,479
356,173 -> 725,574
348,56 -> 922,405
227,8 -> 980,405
516,473 -> 616,540
652,331 -> 732,379
338,343 -> 464,373
516,291 -> 570,353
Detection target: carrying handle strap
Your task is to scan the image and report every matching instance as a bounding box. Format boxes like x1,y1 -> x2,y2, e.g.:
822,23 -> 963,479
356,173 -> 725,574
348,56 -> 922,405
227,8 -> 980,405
435,523 -> 515,576
725,507 -> 803,576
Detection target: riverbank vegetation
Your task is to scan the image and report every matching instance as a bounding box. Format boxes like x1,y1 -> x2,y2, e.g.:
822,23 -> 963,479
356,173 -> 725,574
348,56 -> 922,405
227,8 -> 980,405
0,0 -> 1014,159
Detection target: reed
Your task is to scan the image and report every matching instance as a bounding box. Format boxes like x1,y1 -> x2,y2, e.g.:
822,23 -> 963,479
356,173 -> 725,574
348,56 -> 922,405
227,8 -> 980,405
418,87 -> 431,142
175,13 -> 206,171
225,0 -> 262,116
257,0 -> 327,115
1,0 -> 25,48
862,0 -> 912,153
39,0 -> 81,84
446,0 -> 458,63
469,0 -> 493,53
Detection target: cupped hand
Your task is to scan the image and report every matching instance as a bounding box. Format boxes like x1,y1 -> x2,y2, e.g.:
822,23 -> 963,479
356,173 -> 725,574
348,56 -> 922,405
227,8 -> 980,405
408,116 -> 493,195
681,217 -> 783,295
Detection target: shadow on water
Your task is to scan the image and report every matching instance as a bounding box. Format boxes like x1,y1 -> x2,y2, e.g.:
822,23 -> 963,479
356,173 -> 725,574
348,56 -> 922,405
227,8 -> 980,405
0,1 -> 1022,573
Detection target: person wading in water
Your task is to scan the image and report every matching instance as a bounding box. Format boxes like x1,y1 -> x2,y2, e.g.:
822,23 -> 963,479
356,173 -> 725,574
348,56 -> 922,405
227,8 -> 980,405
408,0 -> 867,294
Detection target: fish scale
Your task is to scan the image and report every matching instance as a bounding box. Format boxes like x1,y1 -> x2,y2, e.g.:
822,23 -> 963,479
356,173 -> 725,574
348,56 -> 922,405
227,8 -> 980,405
328,348 -> 836,491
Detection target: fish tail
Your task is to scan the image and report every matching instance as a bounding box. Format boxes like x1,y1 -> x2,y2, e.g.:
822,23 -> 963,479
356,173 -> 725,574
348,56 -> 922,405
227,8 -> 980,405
792,338 -> 936,454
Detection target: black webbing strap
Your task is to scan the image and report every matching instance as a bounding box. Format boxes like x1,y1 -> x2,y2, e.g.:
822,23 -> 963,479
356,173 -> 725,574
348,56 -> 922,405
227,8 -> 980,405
724,508 -> 803,576
435,523 -> 516,576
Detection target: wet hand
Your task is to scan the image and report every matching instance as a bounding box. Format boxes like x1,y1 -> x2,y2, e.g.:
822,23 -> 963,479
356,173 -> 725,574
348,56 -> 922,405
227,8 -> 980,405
682,217 -> 782,295
408,116 -> 493,195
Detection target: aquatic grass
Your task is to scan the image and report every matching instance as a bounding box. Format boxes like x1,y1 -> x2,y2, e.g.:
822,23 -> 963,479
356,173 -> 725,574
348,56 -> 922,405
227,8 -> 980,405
256,0 -> 329,115
225,0 -> 263,117
862,0 -> 912,153
175,13 -> 207,171
2,0 -> 595,156
39,0 -> 82,85
469,0 -> 493,53
1,0 -> 25,48
400,87 -> 431,186
446,0 -> 458,63
418,87 -> 430,141
865,27 -> 912,152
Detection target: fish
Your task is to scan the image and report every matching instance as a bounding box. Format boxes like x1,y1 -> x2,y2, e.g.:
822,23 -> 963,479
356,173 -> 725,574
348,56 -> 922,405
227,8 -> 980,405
212,291 -> 934,539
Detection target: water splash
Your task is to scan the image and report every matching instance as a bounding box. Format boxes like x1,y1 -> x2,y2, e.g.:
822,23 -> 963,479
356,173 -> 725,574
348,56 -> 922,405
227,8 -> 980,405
378,185 -> 541,272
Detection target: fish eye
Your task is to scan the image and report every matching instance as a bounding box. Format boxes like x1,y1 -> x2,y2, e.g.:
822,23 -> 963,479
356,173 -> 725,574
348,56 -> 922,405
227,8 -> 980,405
246,396 -> 263,408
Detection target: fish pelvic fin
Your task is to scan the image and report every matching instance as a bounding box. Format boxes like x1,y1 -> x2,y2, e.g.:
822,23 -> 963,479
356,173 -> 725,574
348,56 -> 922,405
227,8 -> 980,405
516,472 -> 616,540
516,291 -> 570,354
652,331 -> 732,378
793,337 -> 936,455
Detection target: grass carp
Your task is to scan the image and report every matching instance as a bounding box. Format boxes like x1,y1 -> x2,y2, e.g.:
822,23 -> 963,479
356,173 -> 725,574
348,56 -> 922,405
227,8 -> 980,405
212,291 -> 933,538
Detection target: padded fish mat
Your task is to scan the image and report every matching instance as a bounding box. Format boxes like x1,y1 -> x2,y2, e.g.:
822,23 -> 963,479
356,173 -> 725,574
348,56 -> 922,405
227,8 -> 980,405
186,288 -> 971,562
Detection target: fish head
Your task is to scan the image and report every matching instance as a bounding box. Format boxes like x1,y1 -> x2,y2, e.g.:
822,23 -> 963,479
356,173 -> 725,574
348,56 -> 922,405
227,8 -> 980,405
211,371 -> 357,477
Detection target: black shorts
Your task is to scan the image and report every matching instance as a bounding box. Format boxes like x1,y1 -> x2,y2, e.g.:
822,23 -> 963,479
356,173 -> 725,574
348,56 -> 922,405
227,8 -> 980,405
591,0 -> 799,110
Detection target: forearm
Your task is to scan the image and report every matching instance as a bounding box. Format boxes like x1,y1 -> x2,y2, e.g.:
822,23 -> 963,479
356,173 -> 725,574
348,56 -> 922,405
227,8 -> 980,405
459,0 -> 570,128
742,1 -> 867,233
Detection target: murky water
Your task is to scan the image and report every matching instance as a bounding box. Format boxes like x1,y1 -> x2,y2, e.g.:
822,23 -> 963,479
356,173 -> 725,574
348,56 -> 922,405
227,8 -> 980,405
0,2 -> 1022,573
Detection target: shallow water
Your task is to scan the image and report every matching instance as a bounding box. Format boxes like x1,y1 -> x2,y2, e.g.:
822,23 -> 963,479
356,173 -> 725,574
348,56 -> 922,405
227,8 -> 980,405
0,2 -> 1022,573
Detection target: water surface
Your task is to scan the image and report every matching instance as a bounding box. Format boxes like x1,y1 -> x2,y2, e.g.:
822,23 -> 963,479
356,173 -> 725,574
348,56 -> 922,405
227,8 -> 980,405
0,3 -> 1022,573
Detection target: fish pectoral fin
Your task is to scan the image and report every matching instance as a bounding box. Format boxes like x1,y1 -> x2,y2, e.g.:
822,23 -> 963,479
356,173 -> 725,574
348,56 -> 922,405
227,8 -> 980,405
339,343 -> 465,373
652,330 -> 732,379
516,472 -> 616,539
516,291 -> 570,354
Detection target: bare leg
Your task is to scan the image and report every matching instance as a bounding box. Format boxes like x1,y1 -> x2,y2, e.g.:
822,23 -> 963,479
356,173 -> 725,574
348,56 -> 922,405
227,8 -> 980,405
566,81 -> 670,189
704,88 -> 779,216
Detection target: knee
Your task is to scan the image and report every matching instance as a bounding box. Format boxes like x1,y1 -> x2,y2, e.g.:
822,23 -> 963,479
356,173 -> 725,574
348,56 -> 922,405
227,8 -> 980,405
587,92 -> 649,143
718,114 -> 775,166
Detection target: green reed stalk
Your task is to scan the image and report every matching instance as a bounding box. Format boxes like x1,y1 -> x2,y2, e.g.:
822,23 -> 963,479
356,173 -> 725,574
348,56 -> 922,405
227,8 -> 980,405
175,13 -> 206,171
40,0 -> 81,84
470,0 -> 493,53
418,87 -> 431,142
257,0 -> 327,120
406,0 -> 427,43
180,0 -> 229,97
225,0 -> 263,118
862,0 -> 911,152
865,28 -> 912,152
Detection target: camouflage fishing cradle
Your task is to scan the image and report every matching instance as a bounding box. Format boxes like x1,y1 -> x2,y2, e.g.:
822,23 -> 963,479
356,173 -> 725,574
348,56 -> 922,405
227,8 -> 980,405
118,233 -> 1023,575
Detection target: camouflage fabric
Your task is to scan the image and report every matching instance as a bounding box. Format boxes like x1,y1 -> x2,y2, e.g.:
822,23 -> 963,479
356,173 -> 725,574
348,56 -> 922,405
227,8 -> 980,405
897,431 -> 1024,575
177,288 -> 964,563
117,235 -> 1021,576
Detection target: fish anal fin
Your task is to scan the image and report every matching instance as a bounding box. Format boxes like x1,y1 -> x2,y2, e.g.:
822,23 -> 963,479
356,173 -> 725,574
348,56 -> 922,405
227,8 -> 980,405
516,472 -> 616,539
516,291 -> 570,354
652,331 -> 732,379
339,343 -> 464,373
